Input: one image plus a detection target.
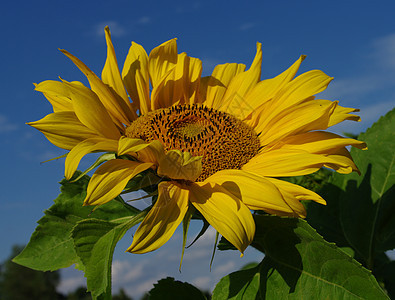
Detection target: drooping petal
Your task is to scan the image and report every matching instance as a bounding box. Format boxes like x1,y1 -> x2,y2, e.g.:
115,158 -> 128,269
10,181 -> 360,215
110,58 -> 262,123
264,177 -> 326,217
187,182 -> 255,254
203,63 -> 246,109
242,149 -> 352,177
117,136 -> 147,155
324,147 -> 361,174
242,55 -> 306,121
219,43 -> 262,118
102,27 -> 136,116
314,99 -> 361,126
61,80 -> 121,140
157,150 -> 202,181
118,137 -> 165,165
64,137 -> 118,180
84,159 -> 153,206
60,49 -> 134,127
205,169 -> 297,215
27,112 -> 98,150
122,41 -> 151,115
127,181 -> 189,254
34,80 -> 73,112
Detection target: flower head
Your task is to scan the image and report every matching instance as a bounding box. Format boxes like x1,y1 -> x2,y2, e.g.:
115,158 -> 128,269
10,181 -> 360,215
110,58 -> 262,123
29,27 -> 366,255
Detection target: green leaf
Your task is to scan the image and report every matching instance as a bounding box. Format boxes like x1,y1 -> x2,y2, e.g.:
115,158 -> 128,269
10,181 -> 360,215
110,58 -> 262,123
339,108 -> 395,268
212,264 -> 261,299
212,215 -> 388,300
305,108 -> 395,270
148,277 -> 207,300
71,213 -> 146,299
13,174 -> 139,271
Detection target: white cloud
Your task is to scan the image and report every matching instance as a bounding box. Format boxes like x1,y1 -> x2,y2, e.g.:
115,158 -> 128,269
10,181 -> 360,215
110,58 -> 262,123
239,22 -> 255,31
372,33 -> 395,70
58,268 -> 85,294
137,16 -> 151,25
0,114 -> 18,133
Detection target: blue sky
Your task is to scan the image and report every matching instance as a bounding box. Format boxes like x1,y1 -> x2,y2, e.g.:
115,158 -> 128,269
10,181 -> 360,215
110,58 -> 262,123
1,0 -> 395,297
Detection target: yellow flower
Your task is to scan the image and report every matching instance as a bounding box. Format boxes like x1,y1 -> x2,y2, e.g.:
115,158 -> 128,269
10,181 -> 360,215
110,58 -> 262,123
28,27 -> 366,255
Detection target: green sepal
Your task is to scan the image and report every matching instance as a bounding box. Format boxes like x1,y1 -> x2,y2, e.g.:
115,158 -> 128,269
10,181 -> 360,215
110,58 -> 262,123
70,153 -> 116,183
179,206 -> 194,271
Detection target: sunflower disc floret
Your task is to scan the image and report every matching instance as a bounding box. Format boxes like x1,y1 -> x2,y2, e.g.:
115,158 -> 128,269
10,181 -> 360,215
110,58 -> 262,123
126,104 -> 260,181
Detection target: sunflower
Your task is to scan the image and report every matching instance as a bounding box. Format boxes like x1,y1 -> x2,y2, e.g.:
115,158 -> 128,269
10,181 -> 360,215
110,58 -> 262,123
29,27 -> 366,255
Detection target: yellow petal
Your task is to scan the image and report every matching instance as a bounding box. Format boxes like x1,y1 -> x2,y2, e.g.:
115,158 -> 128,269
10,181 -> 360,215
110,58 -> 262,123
205,169 -> 297,215
187,182 -> 255,254
220,42 -> 262,118
185,56 -> 203,105
242,55 -> 306,120
242,149 -> 351,177
257,99 -> 338,145
266,131 -> 367,153
122,41 -> 150,115
117,136 -> 147,155
315,99 -> 361,126
84,159 -> 153,206
265,177 -> 326,217
255,70 -> 333,132
102,27 -> 136,117
28,112 -> 98,150
60,49 -> 134,127
62,80 -> 121,140
151,52 -> 186,109
127,181 -> 189,253
204,63 -> 246,109
34,80 -> 73,112
158,150 -> 202,181
324,147 -> 360,174
65,137 -> 118,180
117,137 -> 165,165
148,38 -> 178,89
135,140 -> 166,165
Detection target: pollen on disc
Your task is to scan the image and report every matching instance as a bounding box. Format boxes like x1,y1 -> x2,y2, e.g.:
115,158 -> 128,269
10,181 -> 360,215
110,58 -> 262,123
126,104 -> 260,181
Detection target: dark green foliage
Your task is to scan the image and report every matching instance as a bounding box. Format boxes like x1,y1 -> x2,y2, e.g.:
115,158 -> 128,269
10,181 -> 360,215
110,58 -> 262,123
0,245 -> 62,300
148,277 -> 207,300
212,216 -> 388,300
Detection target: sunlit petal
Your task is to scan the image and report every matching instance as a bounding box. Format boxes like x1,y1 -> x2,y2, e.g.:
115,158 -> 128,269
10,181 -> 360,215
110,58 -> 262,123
84,159 -> 153,206
205,169 -> 296,215
60,49 -> 134,127
34,80 -> 73,112
128,182 -> 189,253
220,43 -> 262,118
61,80 -> 121,140
65,138 -> 118,180
242,149 -> 351,177
122,41 -> 151,114
203,63 -> 246,109
188,182 -> 255,254
28,112 -> 98,150
102,27 -> 136,117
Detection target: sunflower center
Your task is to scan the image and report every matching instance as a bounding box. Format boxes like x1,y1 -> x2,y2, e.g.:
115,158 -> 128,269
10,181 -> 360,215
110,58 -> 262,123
125,104 -> 260,181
